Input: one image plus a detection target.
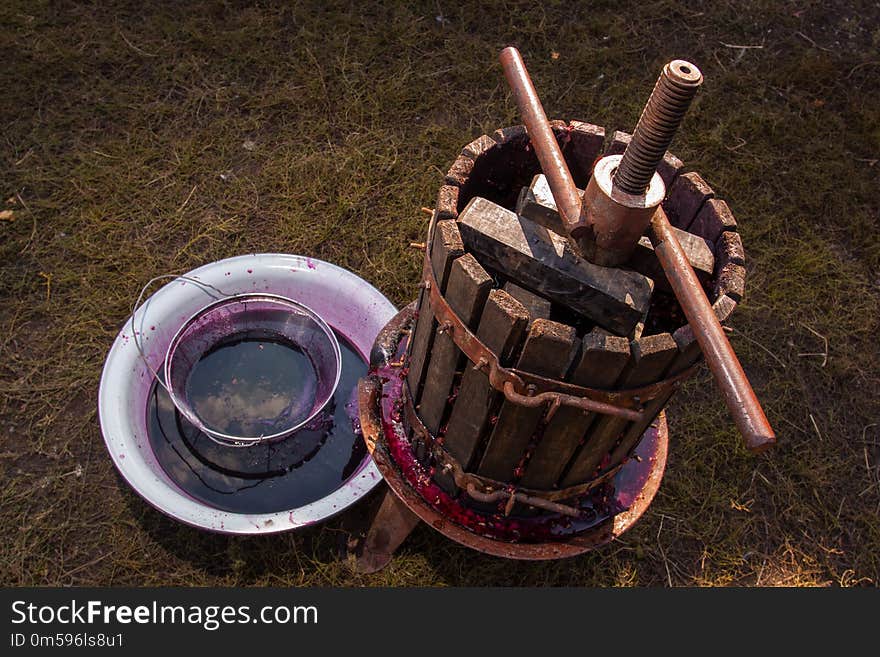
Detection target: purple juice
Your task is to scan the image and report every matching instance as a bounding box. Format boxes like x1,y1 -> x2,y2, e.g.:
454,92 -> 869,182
146,332 -> 368,514
185,332 -> 318,438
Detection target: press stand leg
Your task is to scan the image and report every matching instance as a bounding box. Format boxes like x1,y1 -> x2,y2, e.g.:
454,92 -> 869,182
355,485 -> 421,574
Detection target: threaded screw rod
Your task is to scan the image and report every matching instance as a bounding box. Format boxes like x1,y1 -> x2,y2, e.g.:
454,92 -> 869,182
614,60 -> 703,196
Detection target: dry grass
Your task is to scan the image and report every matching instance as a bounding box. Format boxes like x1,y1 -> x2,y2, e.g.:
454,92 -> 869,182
1,0 -> 878,587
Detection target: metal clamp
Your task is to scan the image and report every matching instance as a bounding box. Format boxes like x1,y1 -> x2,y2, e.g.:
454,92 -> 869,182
500,381 -> 642,423
464,484 -> 585,518
420,255 -> 697,421
402,383 -> 623,509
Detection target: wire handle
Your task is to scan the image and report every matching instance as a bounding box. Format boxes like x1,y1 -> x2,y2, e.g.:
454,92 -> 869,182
129,274 -> 234,394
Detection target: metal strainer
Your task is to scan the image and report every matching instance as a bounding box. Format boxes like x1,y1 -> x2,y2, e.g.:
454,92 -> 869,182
133,277 -> 341,448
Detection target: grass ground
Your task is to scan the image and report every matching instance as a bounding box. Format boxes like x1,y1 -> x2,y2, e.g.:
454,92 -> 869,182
1,0 -> 878,586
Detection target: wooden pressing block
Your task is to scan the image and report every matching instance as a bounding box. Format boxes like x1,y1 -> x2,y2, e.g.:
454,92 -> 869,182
516,174 -> 569,235
457,196 -> 653,336
628,233 -> 714,292
503,281 -> 552,328
517,174 -> 714,290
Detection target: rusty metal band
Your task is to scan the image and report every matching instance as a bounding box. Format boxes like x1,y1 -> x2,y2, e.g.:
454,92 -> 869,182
402,383 -> 623,509
420,255 -> 698,418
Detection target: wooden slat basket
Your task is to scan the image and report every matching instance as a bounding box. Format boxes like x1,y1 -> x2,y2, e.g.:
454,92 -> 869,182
404,120 -> 745,520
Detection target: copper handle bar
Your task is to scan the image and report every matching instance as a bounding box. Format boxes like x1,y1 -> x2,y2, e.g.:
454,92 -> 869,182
499,46 -> 776,453
499,47 -> 585,238
648,209 -> 775,451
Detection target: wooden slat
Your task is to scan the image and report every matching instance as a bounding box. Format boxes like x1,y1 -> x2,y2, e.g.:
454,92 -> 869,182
713,230 -> 746,303
716,230 -> 745,267
418,253 -> 493,435
520,329 -> 631,489
657,152 -> 685,189
443,289 -> 530,470
561,332 -> 678,486
461,134 -> 496,160
608,332 -> 701,466
444,154 -> 474,187
714,262 -> 746,302
712,293 -> 738,324
606,129 -> 631,155
435,184 -> 460,220
663,172 -> 715,230
458,197 -> 653,336
629,306 -> 648,342
491,124 -> 527,145
516,174 -> 568,235
689,198 -> 737,243
407,220 -> 464,402
477,319 -> 576,481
